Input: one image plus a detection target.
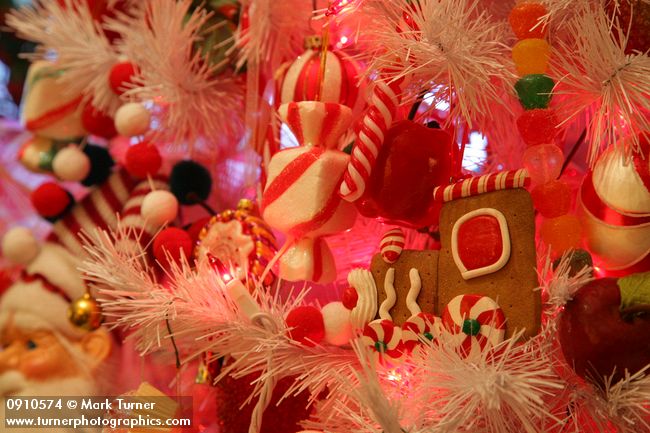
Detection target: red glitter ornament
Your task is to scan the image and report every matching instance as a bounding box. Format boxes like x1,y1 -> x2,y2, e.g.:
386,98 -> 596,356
81,104 -> 117,139
124,142 -> 162,179
109,61 -> 137,95
153,228 -> 193,268
285,306 -> 325,347
31,182 -> 72,218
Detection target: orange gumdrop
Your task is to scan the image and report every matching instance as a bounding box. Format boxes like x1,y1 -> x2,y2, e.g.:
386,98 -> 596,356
540,214 -> 582,255
512,38 -> 550,75
509,3 -> 548,40
531,180 -> 571,218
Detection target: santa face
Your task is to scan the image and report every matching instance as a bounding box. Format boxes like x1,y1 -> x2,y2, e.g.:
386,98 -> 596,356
0,323 -> 83,384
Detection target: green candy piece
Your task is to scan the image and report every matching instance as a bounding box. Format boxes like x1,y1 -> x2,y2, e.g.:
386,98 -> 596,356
462,318 -> 481,336
515,74 -> 555,110
38,146 -> 59,171
553,249 -> 593,277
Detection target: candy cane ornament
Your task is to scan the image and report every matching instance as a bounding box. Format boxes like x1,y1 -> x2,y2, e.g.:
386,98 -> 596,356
339,77 -> 405,202
441,294 -> 506,357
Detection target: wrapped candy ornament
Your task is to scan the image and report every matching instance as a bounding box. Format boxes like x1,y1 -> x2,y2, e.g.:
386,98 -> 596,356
578,139 -> 650,275
262,101 -> 357,283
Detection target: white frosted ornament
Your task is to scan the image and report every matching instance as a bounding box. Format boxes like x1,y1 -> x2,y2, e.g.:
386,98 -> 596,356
2,227 -> 41,265
141,190 -> 178,227
52,145 -> 91,182
114,102 -> 151,137
322,301 -> 353,346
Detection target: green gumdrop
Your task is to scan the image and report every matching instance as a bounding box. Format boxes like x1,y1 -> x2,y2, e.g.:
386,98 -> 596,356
618,271 -> 650,311
515,74 -> 555,109
553,249 -> 593,277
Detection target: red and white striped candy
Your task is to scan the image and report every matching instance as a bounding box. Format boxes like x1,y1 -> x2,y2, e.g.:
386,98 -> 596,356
441,294 -> 506,357
280,47 -> 361,110
339,78 -> 404,202
432,169 -> 530,203
361,319 -> 404,365
48,170 -> 135,257
401,312 -> 440,353
380,227 -> 405,264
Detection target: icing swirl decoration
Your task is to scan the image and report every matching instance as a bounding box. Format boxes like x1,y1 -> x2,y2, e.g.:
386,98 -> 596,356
196,200 -> 277,283
379,268 -> 398,320
347,268 -> 378,329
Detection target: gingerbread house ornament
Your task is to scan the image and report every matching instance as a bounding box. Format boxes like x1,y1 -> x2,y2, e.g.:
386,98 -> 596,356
434,169 -> 540,339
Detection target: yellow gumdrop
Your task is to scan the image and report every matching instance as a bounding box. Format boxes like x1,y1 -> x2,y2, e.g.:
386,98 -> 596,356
512,38 -> 550,75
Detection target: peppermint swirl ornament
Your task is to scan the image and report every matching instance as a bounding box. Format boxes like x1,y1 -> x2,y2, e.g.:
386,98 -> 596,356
441,294 -> 506,356
401,312 -> 440,353
361,319 -> 404,365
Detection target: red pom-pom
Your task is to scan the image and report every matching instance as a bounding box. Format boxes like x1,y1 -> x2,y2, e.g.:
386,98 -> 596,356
31,182 -> 72,218
153,228 -> 193,268
341,286 -> 358,310
81,104 -> 117,139
285,306 -> 325,347
109,61 -> 137,95
124,142 -> 162,178
186,217 -> 211,245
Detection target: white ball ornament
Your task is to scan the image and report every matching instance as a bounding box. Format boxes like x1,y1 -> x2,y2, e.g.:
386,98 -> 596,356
321,301 -> 353,346
52,145 -> 91,182
141,190 -> 178,227
1,227 -> 41,265
114,102 -> 151,137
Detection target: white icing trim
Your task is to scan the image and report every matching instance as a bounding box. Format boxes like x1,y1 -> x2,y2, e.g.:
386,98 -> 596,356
348,268 -> 378,329
405,268 -> 422,316
451,208 -> 511,280
379,268 -> 397,320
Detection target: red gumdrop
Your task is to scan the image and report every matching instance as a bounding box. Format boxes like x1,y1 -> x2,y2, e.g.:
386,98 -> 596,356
509,3 -> 548,39
285,306 -> 325,347
153,227 -> 193,268
456,214 -> 503,271
81,104 -> 117,139
531,180 -> 571,218
516,108 -> 558,146
124,142 -> 162,178
109,61 -> 137,95
341,286 -> 358,310
540,214 -> 582,256
31,182 -> 72,218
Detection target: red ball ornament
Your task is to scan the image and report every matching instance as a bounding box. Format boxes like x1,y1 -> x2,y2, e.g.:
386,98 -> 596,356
81,104 -> 117,139
31,182 -> 72,218
278,38 -> 361,110
153,228 -> 193,268
341,286 -> 358,310
124,142 -> 162,178
285,306 -> 325,347
109,61 -> 137,95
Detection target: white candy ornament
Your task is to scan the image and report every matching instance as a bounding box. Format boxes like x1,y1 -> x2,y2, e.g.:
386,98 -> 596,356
52,145 -> 91,182
361,319 -> 404,365
321,301 -> 353,346
1,227 -> 41,265
141,190 -> 178,227
380,227 -> 405,264
441,294 -> 506,357
114,102 -> 151,137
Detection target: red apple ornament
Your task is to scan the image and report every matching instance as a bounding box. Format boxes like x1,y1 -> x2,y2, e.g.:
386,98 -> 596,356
558,272 -> 650,385
356,120 -> 453,227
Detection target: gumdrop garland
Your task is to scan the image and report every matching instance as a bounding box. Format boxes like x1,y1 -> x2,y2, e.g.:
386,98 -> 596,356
509,1 -> 582,257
